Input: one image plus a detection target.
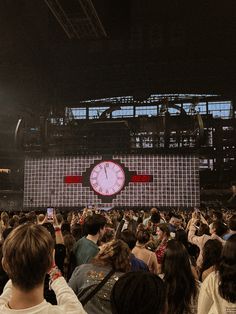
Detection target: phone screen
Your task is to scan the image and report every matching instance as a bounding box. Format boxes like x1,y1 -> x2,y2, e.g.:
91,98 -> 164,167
47,207 -> 54,220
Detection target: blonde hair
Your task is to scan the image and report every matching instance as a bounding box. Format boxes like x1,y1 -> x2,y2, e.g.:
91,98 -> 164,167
1,212 -> 9,225
2,223 -> 54,291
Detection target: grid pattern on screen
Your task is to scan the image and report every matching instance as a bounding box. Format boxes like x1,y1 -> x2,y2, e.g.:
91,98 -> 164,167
24,155 -> 200,208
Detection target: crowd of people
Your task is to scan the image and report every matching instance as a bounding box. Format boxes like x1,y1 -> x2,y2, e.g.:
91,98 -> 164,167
0,206 -> 235,313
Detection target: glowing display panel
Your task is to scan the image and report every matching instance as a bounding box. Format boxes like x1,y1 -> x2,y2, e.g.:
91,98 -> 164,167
24,154 -> 200,208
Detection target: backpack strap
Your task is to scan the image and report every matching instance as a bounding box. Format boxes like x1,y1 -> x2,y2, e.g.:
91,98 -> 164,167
80,269 -> 115,306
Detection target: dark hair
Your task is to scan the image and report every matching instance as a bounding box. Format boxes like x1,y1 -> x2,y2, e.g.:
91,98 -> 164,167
157,223 -> 170,237
99,228 -> 115,244
229,214 -> 236,231
71,223 -> 82,241
175,229 -> 199,263
26,211 -> 37,224
200,239 -> 223,281
212,221 -> 228,237
61,221 -> 71,236
2,227 -> 14,240
169,212 -> 180,219
218,234 -> 236,303
170,213 -> 182,221
8,218 -> 16,228
150,212 -> 160,224
136,229 -> 150,244
175,229 -> 188,247
18,215 -> 29,225
213,210 -> 223,221
162,240 -> 197,314
56,213 -> 64,225
111,271 -> 166,314
63,233 -> 76,254
42,222 -> 55,240
120,230 -> 136,250
83,214 -> 106,236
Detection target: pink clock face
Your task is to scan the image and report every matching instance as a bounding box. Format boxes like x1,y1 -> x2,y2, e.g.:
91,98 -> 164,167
90,161 -> 125,196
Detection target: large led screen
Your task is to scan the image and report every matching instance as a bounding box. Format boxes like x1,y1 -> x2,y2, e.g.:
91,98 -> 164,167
24,154 -> 200,208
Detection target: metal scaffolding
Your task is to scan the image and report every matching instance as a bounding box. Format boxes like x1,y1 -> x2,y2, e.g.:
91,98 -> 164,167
44,0 -> 107,39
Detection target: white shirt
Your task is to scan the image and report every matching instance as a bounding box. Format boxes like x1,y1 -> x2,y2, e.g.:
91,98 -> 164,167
121,220 -> 129,232
0,277 -> 87,314
198,271 -> 236,314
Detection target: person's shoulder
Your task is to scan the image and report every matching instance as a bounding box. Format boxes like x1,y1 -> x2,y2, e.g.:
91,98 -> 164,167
198,233 -> 211,244
85,239 -> 99,251
131,254 -> 149,271
0,304 -> 5,311
76,237 -> 97,248
72,263 -> 94,277
82,237 -> 95,244
223,233 -> 231,240
48,303 -> 85,314
74,236 -> 84,247
201,233 -> 211,239
73,236 -> 85,252
77,263 -> 93,271
202,271 -> 218,291
205,269 -> 217,280
211,234 -> 225,244
77,236 -> 86,243
150,250 -> 156,257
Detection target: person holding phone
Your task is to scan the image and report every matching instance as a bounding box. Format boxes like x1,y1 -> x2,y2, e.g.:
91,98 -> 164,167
41,209 -> 66,304
43,208 -> 64,249
47,207 -> 54,221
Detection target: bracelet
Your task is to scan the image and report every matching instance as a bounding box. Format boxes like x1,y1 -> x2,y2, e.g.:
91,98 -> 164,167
49,265 -> 61,277
51,272 -> 62,282
48,265 -> 62,289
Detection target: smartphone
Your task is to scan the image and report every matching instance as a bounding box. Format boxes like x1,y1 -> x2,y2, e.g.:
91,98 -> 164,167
47,207 -> 54,221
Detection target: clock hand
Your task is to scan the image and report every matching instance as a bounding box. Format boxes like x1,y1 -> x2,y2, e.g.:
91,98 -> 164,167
104,166 -> 108,179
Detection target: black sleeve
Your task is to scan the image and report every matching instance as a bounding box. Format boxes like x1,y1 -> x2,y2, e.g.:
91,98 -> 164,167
55,243 -> 66,274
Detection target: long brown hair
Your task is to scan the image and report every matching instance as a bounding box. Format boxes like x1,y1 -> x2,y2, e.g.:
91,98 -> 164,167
93,239 -> 131,272
162,240 -> 197,314
218,234 -> 236,303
